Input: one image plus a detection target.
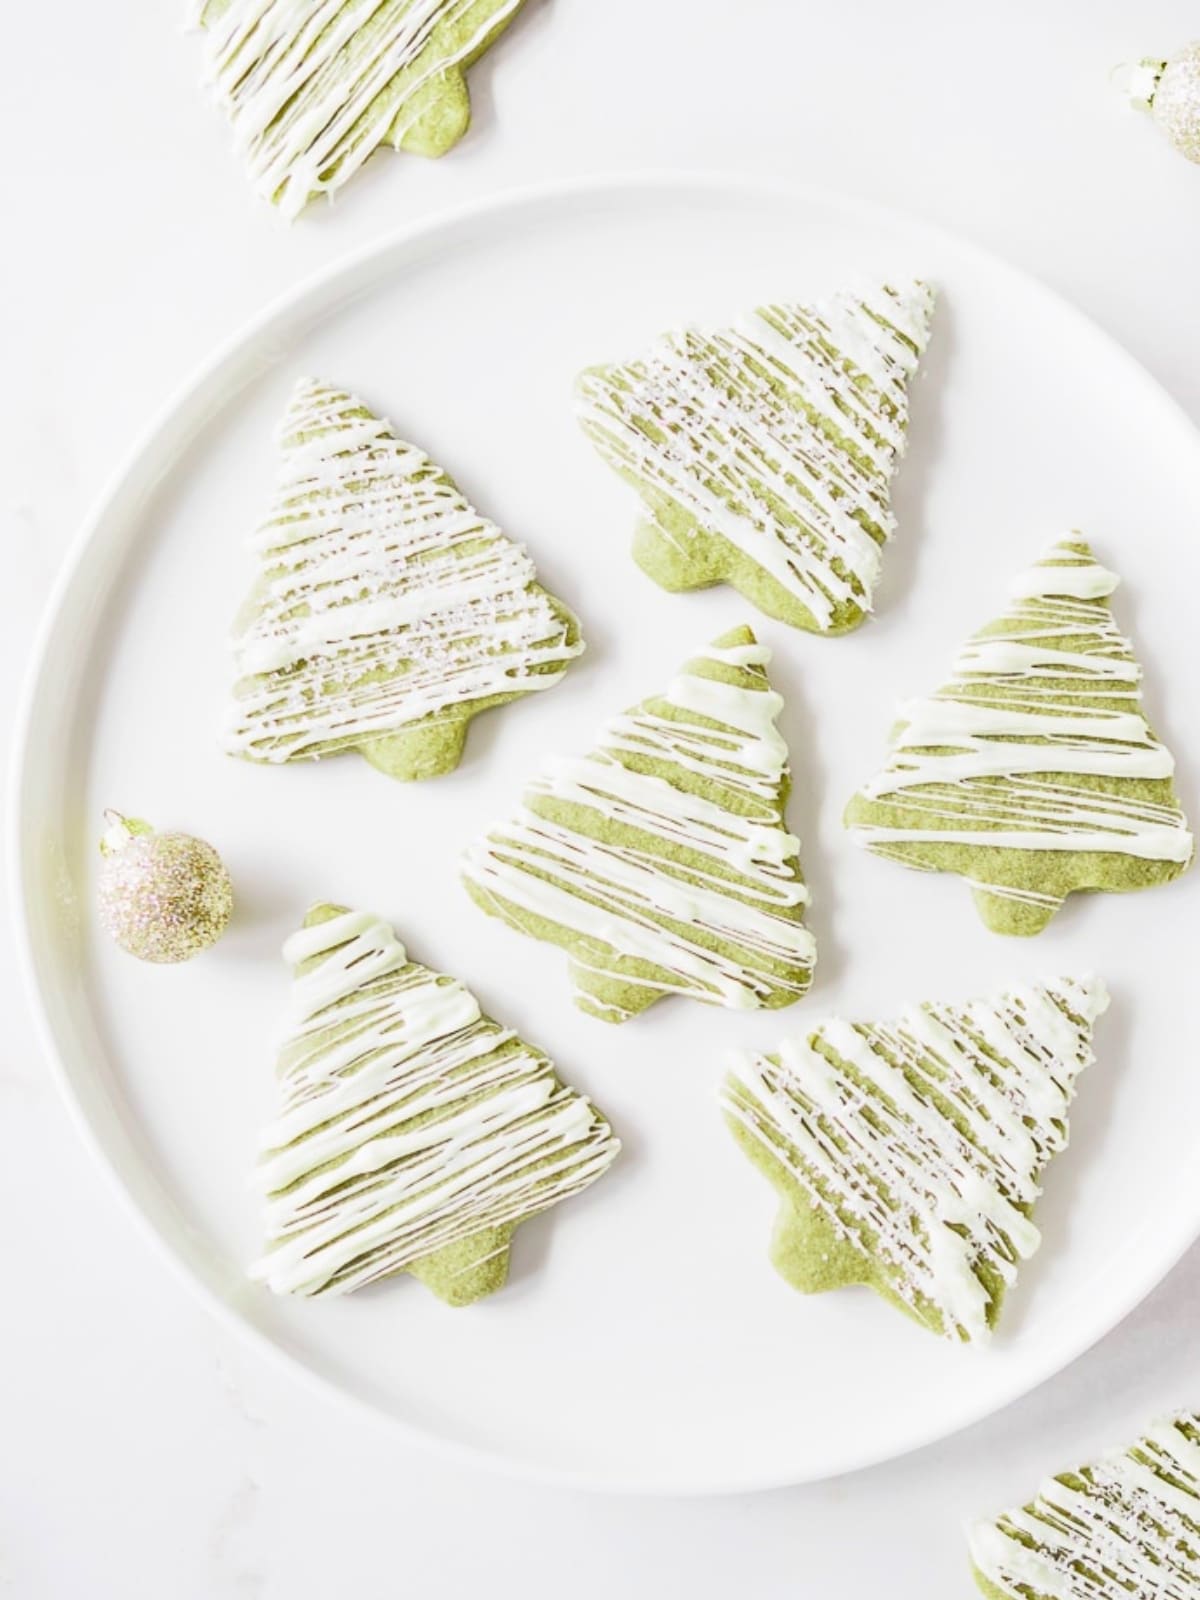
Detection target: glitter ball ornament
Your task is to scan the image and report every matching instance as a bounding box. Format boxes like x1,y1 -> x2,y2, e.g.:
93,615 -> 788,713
97,812 -> 233,963
1123,42 -> 1200,164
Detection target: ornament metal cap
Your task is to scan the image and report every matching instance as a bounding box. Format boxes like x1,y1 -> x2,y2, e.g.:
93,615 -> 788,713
1114,57 -> 1167,112
98,809 -> 154,856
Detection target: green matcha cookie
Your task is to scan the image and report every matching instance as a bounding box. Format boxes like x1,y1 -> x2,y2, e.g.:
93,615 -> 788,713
461,625 -> 816,1023
969,1411 -> 1200,1597
193,0 -> 525,217
575,282 -> 935,634
721,975 -> 1108,1342
252,903 -> 619,1304
845,537 -> 1194,934
226,377 -> 583,780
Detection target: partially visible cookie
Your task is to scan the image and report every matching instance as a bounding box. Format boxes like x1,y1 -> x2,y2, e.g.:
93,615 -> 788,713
192,0 -> 525,217
969,1411 -> 1200,1598
845,537 -> 1194,934
575,282 -> 935,634
720,975 -> 1108,1342
461,624 -> 816,1023
226,378 -> 582,780
252,903 -> 619,1304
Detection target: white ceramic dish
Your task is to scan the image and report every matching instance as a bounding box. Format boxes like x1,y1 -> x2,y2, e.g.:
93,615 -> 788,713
13,174 -> 1200,1494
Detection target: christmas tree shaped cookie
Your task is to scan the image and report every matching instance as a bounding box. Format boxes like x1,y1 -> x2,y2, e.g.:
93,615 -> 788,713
969,1411 -> 1200,1598
575,282 -> 935,635
461,625 -> 815,1023
191,0 -> 525,218
846,538 -> 1194,934
226,378 -> 583,780
252,903 -> 619,1303
721,976 -> 1108,1342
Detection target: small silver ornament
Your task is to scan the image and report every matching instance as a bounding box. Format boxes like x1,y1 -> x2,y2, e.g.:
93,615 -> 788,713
1122,42 -> 1200,164
96,811 -> 233,964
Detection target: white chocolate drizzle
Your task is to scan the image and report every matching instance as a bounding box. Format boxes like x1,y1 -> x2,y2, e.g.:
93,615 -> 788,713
252,907 -> 619,1297
190,0 -> 522,217
848,539 -> 1193,899
721,976 -> 1108,1342
226,378 -> 582,766
461,632 -> 815,1022
969,1412 -> 1200,1598
575,282 -> 935,632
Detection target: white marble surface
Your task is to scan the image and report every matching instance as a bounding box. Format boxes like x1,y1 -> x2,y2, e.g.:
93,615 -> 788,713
5,2 -> 1200,1593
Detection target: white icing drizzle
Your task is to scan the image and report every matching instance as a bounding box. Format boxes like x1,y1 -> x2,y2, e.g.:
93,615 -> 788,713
252,907 -> 618,1296
191,0 -> 521,217
849,540 -> 1194,894
969,1412 -> 1200,1599
722,976 -> 1108,1342
461,635 -> 816,1022
575,282 -> 934,631
226,378 -> 582,765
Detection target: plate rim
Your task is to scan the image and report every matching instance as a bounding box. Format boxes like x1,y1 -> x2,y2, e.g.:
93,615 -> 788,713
12,167 -> 1200,1496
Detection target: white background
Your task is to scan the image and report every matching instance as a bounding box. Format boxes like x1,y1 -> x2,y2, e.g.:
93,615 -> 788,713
4,1 -> 1200,1594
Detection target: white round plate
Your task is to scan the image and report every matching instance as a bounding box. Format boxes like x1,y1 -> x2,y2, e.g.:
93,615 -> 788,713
14,174 -> 1200,1495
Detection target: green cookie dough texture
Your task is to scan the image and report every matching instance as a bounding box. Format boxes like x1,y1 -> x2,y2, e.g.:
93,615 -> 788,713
721,975 -> 1108,1342
845,537 -> 1194,934
575,282 -> 935,635
252,902 -> 619,1303
226,378 -> 583,780
461,625 -> 816,1024
193,0 -> 525,217
968,1411 -> 1200,1598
